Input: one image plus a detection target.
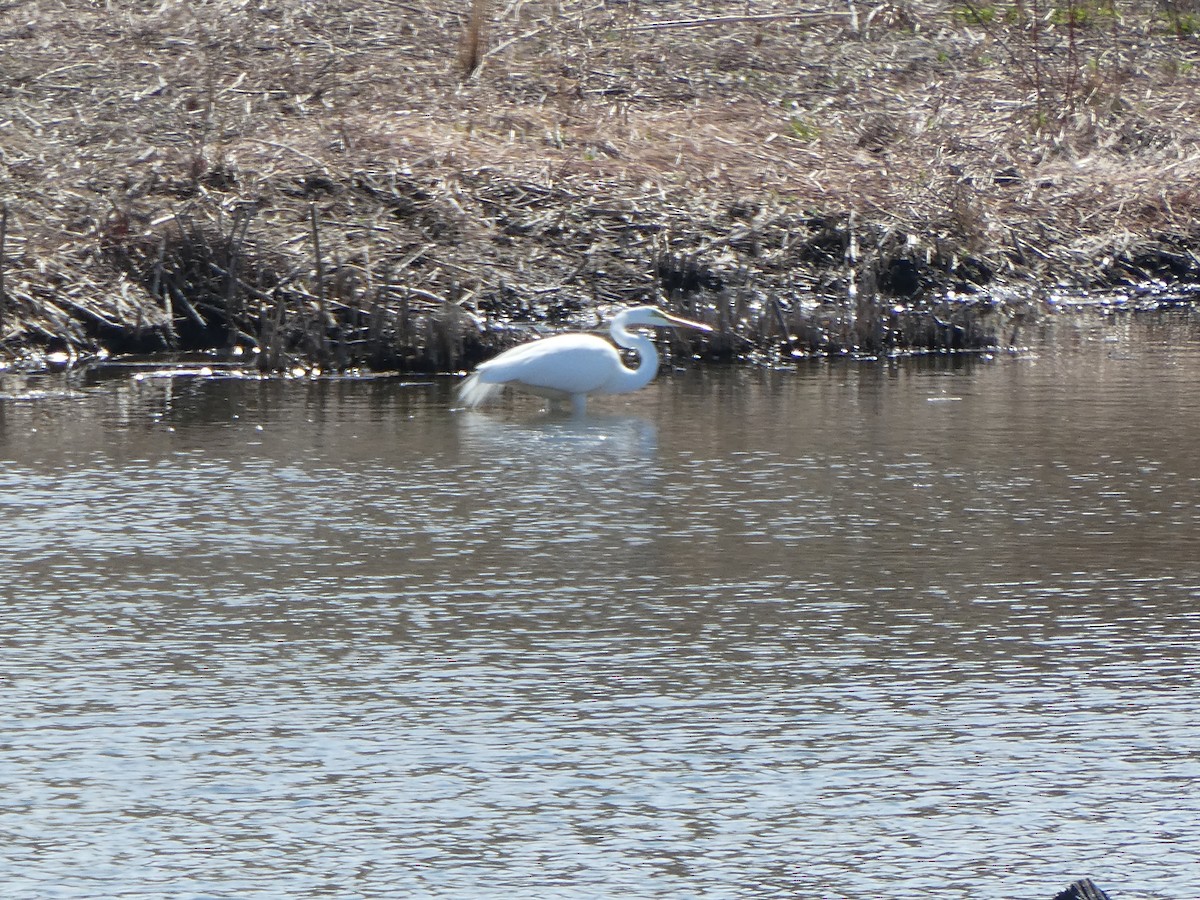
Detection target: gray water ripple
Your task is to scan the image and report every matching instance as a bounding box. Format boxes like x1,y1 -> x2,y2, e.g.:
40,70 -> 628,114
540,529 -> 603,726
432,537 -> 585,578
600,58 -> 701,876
3,320 -> 1200,897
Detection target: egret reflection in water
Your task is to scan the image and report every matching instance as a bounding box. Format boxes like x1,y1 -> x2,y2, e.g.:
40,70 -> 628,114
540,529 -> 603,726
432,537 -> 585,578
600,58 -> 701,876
453,411 -> 666,573
456,409 -> 659,464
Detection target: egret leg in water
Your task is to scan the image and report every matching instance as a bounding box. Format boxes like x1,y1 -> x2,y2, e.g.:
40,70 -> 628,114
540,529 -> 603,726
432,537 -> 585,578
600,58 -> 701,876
456,306 -> 712,415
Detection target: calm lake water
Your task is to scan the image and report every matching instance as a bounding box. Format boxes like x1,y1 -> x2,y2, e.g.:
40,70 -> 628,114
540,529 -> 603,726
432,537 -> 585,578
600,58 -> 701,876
2,311 -> 1199,899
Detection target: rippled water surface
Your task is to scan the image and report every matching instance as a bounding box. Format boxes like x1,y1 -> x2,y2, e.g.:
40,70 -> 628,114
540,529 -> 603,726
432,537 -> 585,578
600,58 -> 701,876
3,312 -> 1200,899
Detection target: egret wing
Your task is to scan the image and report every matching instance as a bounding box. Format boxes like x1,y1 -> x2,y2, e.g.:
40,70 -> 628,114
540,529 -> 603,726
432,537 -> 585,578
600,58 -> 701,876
475,334 -> 622,395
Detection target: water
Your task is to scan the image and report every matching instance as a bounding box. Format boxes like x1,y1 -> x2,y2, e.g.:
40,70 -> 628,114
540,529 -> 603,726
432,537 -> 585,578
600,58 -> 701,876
2,311 -> 1199,899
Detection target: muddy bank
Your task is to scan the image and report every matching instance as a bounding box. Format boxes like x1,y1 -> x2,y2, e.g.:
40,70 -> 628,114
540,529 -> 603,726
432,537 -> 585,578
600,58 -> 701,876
1,0 -> 1198,370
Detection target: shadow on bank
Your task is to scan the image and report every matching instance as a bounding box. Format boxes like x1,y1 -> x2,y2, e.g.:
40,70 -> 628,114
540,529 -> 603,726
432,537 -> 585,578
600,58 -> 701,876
2,206 -> 1197,374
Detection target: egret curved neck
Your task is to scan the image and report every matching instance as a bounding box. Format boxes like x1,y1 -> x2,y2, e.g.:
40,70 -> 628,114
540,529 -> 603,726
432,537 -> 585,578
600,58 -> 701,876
608,329 -> 660,394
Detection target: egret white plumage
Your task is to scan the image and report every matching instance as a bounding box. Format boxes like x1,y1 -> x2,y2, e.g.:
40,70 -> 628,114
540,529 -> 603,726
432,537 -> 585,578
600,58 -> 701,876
457,306 -> 712,415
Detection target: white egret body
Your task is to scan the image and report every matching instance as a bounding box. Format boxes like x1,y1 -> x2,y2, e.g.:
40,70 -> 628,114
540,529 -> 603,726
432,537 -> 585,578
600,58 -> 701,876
457,306 -> 712,414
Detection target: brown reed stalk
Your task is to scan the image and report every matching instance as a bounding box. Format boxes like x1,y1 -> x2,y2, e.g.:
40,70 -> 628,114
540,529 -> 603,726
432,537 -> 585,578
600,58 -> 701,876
224,205 -> 252,349
458,0 -> 489,76
309,203 -> 329,366
0,203 -> 7,339
150,237 -> 170,340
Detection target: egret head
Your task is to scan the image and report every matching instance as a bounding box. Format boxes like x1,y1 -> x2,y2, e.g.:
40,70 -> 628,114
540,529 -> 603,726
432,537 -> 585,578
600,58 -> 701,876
617,306 -> 714,332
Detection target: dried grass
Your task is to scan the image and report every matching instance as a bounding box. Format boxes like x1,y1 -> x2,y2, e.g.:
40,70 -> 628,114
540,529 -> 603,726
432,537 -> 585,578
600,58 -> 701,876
1,0 -> 1198,368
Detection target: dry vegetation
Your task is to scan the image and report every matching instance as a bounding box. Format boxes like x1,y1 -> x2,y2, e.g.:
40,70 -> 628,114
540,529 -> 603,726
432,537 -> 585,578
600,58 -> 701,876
1,0 -> 1199,370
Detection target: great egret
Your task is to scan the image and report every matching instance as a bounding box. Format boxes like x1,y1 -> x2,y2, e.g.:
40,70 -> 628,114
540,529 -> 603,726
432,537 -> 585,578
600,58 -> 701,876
457,305 -> 712,414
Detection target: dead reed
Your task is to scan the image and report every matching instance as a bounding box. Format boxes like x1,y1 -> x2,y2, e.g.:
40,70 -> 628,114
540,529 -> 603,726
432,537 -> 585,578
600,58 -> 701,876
458,0 -> 490,76
1,0 -> 1198,370
0,203 -> 7,340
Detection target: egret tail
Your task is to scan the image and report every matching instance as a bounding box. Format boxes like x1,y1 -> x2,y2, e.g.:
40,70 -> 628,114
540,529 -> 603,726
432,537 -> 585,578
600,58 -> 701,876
456,372 -> 503,408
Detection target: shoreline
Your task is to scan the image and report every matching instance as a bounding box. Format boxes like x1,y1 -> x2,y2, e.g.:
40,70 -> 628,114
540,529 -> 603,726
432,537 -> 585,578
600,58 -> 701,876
2,1 -> 1199,370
